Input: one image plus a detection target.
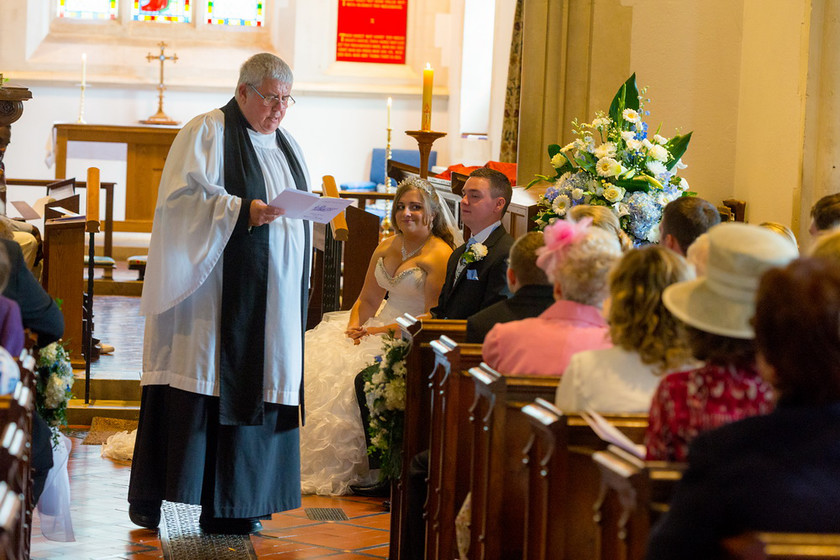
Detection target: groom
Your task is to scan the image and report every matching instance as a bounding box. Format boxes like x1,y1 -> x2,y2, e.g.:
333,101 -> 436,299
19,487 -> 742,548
431,166 -> 514,319
350,167 -> 514,499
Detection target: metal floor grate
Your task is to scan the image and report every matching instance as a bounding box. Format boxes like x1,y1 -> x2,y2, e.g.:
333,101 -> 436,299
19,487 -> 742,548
304,507 -> 349,521
160,501 -> 257,560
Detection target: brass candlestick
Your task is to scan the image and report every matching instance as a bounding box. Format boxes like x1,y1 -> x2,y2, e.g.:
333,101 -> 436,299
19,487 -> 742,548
379,126 -> 395,240
405,130 -> 447,179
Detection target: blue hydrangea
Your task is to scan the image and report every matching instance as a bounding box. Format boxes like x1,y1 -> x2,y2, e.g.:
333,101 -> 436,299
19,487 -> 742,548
545,186 -> 560,202
625,191 -> 661,240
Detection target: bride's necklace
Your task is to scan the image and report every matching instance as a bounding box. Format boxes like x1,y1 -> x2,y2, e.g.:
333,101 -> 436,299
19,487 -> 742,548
401,235 -> 430,261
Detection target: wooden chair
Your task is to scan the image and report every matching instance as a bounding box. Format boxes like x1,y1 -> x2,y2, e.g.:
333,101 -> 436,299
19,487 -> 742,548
467,364 -> 560,560
424,338 -> 482,560
592,447 -> 685,560
388,315 -> 467,560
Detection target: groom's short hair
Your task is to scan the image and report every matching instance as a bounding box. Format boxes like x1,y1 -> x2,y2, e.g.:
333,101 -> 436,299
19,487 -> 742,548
469,167 -> 513,215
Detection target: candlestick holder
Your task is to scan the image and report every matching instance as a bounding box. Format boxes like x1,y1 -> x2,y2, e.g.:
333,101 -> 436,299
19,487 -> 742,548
378,127 -> 396,241
77,84 -> 87,124
405,130 -> 447,179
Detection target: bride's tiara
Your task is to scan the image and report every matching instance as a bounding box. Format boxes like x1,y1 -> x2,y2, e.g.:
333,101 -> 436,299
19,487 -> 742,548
397,176 -> 440,204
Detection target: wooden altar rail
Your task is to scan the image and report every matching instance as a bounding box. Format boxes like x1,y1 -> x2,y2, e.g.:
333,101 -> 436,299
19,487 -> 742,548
6,178 -> 116,259
390,316 -> 467,560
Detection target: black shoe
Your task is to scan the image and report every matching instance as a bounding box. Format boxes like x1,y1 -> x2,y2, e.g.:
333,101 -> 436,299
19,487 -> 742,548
199,516 -> 262,535
129,503 -> 161,529
349,479 -> 391,498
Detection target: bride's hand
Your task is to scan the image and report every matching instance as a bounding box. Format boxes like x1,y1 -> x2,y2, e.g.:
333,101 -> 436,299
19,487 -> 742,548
345,326 -> 367,344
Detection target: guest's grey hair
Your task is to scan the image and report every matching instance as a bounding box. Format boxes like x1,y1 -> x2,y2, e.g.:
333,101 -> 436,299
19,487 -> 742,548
237,53 -> 293,90
555,227 -> 622,307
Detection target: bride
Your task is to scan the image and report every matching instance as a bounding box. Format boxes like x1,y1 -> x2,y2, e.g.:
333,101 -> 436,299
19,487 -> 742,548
300,177 -> 459,495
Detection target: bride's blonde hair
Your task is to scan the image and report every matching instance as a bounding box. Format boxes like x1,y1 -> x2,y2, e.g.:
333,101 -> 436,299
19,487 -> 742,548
391,177 -> 456,248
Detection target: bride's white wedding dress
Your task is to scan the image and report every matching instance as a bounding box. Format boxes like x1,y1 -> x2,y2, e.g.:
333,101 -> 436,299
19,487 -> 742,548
300,257 -> 427,495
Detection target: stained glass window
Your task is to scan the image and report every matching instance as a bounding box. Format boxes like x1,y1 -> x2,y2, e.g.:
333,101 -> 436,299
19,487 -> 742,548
131,0 -> 192,23
57,0 -> 118,20
206,0 -> 264,27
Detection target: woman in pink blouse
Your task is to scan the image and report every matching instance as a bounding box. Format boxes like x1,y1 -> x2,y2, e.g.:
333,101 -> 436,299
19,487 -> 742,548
482,218 -> 621,375
645,223 -> 798,462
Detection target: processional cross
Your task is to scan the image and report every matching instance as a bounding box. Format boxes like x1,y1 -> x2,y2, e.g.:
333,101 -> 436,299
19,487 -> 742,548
141,42 -> 179,125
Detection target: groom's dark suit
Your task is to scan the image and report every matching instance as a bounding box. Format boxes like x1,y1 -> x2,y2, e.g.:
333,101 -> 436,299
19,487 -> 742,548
431,225 -> 514,319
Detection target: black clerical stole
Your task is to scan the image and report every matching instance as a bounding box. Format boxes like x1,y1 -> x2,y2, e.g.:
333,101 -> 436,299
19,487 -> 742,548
219,98 -> 310,426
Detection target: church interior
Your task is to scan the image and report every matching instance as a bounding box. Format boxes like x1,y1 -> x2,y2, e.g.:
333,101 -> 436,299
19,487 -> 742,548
1,0 -> 840,558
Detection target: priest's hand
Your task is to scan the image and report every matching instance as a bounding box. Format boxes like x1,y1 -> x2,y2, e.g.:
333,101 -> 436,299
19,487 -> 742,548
249,199 -> 285,227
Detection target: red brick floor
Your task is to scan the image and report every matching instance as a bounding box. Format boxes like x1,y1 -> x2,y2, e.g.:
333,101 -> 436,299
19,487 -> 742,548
31,434 -> 391,559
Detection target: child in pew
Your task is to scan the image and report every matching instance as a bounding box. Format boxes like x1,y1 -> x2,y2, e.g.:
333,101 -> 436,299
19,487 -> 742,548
647,258 -> 840,559
482,217 -> 621,375
555,245 -> 695,413
645,223 -> 797,462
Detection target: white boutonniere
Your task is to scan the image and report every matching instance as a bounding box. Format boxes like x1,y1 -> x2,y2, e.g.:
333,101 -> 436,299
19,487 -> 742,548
462,242 -> 488,265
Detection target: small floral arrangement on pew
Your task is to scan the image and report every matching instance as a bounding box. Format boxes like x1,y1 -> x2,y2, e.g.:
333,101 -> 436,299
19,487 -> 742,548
527,74 -> 694,245
360,333 -> 411,481
34,341 -> 74,446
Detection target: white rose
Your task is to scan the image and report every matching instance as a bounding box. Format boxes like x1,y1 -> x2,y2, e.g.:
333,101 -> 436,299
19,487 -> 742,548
649,144 -> 669,162
626,139 -> 642,152
472,243 -> 488,259
603,185 -> 626,203
550,153 -> 565,168
622,109 -> 641,123
593,142 -> 617,159
551,194 -> 571,216
620,131 -> 635,141
596,157 -> 622,178
571,188 -> 584,201
653,134 -> 668,145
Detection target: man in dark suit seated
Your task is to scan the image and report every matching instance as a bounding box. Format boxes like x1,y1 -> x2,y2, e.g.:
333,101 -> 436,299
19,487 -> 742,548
659,196 -> 720,256
465,231 -> 553,343
431,167 -> 514,319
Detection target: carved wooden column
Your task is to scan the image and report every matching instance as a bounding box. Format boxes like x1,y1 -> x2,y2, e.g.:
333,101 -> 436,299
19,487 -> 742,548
0,81 -> 32,208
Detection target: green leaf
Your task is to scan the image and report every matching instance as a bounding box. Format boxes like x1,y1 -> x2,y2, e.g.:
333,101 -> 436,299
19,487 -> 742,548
609,74 -> 639,123
547,143 -> 562,159
525,174 -> 557,189
665,132 -> 692,171
613,178 -> 651,192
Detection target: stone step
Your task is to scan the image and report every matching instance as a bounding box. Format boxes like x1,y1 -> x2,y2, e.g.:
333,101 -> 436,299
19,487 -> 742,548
67,399 -> 141,425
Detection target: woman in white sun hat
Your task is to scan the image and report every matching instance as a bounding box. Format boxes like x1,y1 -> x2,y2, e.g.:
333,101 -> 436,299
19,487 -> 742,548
644,222 -> 798,462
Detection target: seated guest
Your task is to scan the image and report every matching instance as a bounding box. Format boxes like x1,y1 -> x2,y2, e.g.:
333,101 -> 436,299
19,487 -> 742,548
482,218 -> 621,375
658,196 -> 721,256
759,221 -> 799,250
569,204 -> 633,251
465,231 -> 554,343
555,245 -> 694,413
809,192 -> 840,237
645,223 -> 798,461
646,258 -> 840,560
810,227 -> 840,266
0,245 -> 24,356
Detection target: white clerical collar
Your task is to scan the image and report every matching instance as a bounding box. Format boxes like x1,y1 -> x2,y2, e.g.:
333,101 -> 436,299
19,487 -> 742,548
471,221 -> 501,244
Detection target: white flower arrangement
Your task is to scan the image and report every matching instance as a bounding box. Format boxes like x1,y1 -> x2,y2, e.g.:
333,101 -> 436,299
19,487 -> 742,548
528,74 -> 694,245
360,333 -> 411,481
35,341 -> 74,447
462,242 -> 488,265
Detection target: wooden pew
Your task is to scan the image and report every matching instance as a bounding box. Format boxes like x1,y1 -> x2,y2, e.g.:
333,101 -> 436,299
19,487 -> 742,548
389,314 -> 467,560
520,399 -> 649,560
468,364 -> 561,560
424,337 -> 483,560
592,447 -> 684,560
722,533 -> 840,560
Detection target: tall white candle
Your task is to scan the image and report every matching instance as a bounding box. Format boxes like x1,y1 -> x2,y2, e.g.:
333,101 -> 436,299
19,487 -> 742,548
81,53 -> 87,87
387,96 -> 392,130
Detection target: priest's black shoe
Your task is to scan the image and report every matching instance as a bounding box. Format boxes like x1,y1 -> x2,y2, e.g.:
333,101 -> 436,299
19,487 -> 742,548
128,503 -> 161,529
349,479 -> 390,498
199,516 -> 262,535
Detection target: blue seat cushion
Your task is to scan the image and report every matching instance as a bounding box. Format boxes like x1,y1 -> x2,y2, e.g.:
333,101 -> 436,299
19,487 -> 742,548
370,148 -> 437,185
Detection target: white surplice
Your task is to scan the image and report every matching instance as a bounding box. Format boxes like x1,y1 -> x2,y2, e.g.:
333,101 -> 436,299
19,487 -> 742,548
140,108 -> 311,406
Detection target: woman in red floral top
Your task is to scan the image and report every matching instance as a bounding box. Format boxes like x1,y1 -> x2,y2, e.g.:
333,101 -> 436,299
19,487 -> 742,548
644,223 -> 798,462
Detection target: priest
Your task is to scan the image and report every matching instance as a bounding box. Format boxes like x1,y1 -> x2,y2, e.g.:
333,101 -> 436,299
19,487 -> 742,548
127,53 -> 311,535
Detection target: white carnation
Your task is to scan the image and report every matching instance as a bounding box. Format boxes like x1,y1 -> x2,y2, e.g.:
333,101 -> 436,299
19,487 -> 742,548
384,378 -> 406,410
653,134 -> 669,145
39,343 -> 59,366
392,360 -> 407,378
646,225 -> 661,243
646,160 -> 668,177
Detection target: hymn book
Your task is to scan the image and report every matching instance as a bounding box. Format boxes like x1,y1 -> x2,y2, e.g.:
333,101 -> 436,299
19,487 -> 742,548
580,408 -> 645,459
268,189 -> 352,224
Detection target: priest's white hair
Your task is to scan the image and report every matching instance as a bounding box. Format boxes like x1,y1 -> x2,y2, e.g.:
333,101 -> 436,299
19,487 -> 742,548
238,53 -> 293,89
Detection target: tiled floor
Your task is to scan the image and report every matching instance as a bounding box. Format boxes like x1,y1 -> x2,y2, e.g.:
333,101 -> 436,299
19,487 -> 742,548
30,434 -> 391,559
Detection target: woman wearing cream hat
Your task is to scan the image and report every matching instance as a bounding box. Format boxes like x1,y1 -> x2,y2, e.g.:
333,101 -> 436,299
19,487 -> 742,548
644,222 -> 798,462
